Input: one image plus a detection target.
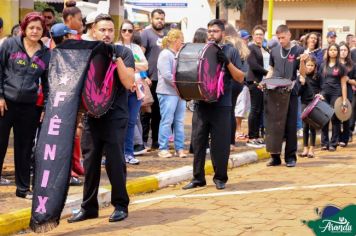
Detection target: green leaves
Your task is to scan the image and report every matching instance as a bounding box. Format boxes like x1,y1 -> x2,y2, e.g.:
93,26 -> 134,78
222,0 -> 246,11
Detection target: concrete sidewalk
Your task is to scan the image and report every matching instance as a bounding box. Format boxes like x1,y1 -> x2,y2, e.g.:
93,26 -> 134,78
0,145 -> 270,236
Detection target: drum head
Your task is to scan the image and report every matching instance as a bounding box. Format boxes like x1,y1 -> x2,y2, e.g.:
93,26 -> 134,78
261,78 -> 293,90
198,43 -> 223,102
82,52 -> 117,117
334,97 -> 352,122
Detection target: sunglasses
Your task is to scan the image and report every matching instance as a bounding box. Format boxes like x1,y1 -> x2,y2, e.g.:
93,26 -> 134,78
122,29 -> 133,33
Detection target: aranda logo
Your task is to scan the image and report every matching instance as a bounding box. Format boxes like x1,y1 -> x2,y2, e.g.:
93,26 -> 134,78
302,204 -> 356,236
319,217 -> 352,233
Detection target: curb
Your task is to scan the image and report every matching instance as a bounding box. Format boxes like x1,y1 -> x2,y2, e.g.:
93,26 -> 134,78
0,147 -> 271,235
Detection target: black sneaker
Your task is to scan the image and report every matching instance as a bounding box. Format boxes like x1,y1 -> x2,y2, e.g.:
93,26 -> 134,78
70,176 -> 82,186
133,144 -> 147,156
321,146 -> 329,151
16,190 -> 33,199
151,142 -> 159,150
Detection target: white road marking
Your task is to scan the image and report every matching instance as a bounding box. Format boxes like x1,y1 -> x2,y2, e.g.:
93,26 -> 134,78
131,183 -> 356,205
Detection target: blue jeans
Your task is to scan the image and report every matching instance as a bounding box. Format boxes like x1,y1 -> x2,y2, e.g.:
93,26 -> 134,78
124,92 -> 142,156
297,97 -> 302,130
157,94 -> 186,151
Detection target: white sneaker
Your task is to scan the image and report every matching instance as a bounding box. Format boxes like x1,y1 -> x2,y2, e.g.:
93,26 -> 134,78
297,129 -> 303,138
176,150 -> 187,158
0,177 -> 11,185
158,150 -> 173,158
125,155 -> 140,165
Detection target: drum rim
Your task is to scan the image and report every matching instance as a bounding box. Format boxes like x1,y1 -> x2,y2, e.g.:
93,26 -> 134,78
301,96 -> 320,119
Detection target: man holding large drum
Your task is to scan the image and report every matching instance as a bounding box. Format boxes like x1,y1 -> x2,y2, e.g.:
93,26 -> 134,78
265,25 -> 305,167
183,19 -> 244,190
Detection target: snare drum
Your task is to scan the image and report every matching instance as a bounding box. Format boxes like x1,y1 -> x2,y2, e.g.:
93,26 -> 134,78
302,96 -> 334,129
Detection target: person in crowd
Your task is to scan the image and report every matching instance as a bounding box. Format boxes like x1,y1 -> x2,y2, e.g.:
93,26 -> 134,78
346,34 -> 354,47
0,17 -> 6,46
0,12 -> 50,195
140,9 -> 166,150
338,42 -> 356,147
225,24 -> 249,145
42,8 -> 56,34
246,25 -> 269,148
298,57 -> 321,158
326,31 -> 337,47
319,44 -> 348,151
156,29 -> 186,158
11,24 -> 21,37
82,11 -> 100,41
132,31 -> 148,156
189,27 -> 208,154
350,36 -> 356,62
68,14 -> 135,223
183,19 -> 244,190
265,24 -> 305,167
304,32 -> 323,67
50,23 -> 77,45
238,29 -> 251,45
62,0 -> 85,185
118,19 -> 148,164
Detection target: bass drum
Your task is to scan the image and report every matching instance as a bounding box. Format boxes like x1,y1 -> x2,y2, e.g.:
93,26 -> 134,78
262,78 -> 293,154
174,42 -> 223,102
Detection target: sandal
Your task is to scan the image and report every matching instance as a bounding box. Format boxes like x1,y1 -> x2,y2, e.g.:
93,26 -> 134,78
298,153 -> 308,158
308,153 -> 314,158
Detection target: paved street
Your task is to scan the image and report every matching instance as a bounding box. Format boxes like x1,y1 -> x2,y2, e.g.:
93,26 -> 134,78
22,142 -> 356,236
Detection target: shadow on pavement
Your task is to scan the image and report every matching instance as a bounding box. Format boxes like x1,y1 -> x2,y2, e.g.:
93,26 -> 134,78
51,207 -> 205,236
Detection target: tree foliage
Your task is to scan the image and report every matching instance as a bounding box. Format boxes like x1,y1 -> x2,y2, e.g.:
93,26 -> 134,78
222,0 -> 246,11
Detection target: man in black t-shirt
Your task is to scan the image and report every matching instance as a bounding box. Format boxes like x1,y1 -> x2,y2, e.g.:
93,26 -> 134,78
183,19 -> 244,190
266,24 -> 304,168
68,14 -> 135,223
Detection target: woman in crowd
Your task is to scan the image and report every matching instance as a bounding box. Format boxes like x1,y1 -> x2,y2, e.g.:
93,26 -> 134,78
156,29 -> 186,158
320,44 -> 348,151
246,25 -> 269,148
298,57 -> 321,158
304,32 -> 323,67
62,0 -> 84,185
118,20 -> 148,164
338,42 -> 356,147
189,27 -> 208,154
0,12 -> 50,197
224,24 -> 249,146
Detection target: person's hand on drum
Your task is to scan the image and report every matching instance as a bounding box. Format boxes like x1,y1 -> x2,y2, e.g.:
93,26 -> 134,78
0,98 -> 7,117
315,94 -> 324,100
217,50 -> 230,66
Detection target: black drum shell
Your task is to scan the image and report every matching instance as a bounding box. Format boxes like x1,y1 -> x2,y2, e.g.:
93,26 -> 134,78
302,98 -> 334,129
175,43 -> 205,100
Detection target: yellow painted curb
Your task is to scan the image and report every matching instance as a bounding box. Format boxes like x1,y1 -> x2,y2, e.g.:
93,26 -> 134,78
0,208 -> 30,236
204,160 -> 214,175
255,148 -> 270,160
126,176 -> 159,195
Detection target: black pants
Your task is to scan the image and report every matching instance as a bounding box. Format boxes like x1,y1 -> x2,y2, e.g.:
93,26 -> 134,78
248,83 -> 264,139
350,94 -> 356,132
301,104 -> 316,147
141,80 -> 161,145
230,81 -> 243,144
270,95 -> 298,162
340,119 -> 350,144
321,94 -> 340,148
192,105 -> 230,184
0,100 -> 38,193
81,117 -> 129,214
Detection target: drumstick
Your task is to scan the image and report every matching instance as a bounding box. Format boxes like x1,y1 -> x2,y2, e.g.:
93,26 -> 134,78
297,48 -> 321,60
